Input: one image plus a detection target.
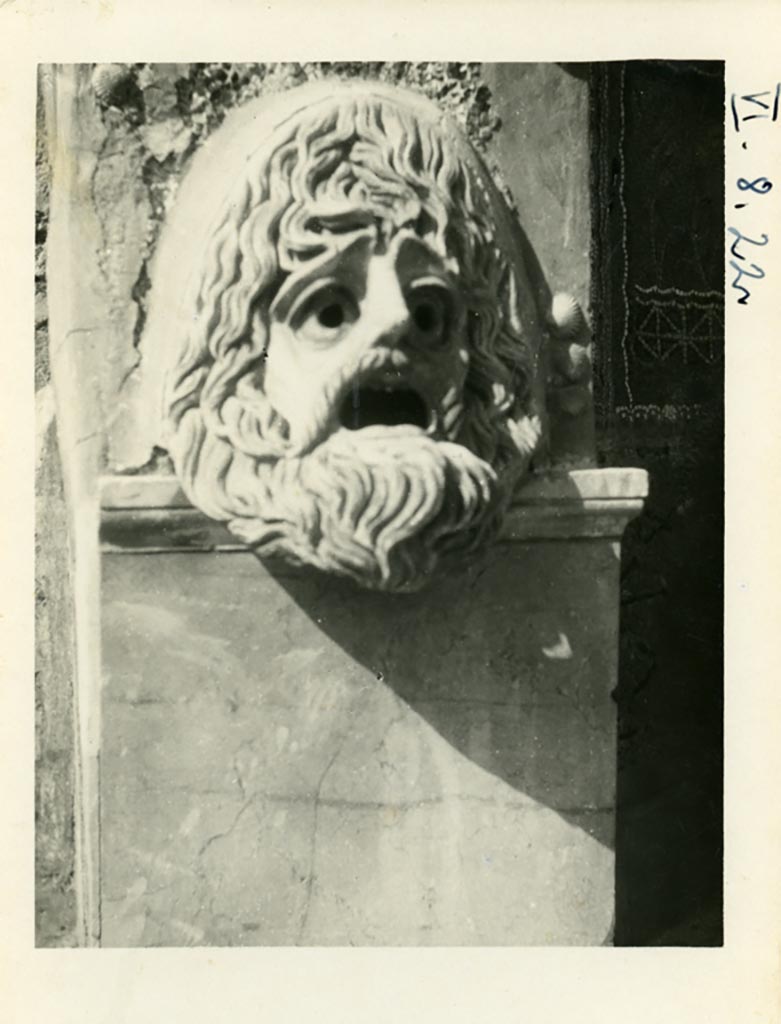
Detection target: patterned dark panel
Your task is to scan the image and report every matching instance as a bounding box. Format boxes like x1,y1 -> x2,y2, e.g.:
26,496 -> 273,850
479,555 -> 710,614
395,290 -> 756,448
591,61 -> 724,946
593,61 -> 724,431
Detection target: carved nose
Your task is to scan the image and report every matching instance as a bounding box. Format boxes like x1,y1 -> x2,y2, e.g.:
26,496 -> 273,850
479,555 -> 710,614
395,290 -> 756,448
362,255 -> 411,348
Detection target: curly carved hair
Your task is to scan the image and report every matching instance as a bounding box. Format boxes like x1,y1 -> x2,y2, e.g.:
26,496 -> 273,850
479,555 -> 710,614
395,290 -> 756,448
154,82 -> 544,523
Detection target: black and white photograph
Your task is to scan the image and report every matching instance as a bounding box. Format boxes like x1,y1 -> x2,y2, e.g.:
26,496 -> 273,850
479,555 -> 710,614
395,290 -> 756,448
34,59 -> 724,949
2,2 -> 779,1020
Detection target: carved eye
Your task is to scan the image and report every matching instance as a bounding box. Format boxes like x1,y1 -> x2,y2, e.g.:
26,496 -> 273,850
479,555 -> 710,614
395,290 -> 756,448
317,302 -> 345,329
407,285 -> 451,347
294,285 -> 357,344
413,300 -> 440,332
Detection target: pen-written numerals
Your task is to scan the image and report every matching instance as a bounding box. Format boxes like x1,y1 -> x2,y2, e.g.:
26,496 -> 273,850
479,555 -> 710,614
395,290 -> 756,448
728,227 -> 769,306
728,84 -> 776,306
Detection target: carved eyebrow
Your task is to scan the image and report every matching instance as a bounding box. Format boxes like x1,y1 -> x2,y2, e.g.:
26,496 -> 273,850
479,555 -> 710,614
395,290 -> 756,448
304,209 -> 376,235
392,233 -> 457,281
269,234 -> 371,323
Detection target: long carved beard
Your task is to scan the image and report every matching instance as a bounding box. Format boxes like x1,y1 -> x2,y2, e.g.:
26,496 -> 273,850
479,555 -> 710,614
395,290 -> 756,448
225,426 -> 504,592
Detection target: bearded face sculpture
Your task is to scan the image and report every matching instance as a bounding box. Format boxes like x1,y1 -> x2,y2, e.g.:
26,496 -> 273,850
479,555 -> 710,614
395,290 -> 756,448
148,80 -> 546,592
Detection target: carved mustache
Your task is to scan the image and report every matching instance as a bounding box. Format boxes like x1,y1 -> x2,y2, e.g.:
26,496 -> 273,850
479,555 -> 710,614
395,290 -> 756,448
288,347 -> 464,456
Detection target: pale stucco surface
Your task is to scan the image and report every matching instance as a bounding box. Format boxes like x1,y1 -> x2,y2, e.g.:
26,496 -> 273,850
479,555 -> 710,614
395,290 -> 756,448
101,540 -> 618,946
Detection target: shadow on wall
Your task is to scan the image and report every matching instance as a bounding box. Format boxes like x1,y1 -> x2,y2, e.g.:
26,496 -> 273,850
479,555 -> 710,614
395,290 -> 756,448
264,524 -> 621,853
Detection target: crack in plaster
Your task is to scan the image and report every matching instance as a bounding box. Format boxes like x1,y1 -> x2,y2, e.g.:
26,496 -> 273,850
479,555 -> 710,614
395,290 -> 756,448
295,736 -> 350,945
196,799 -> 256,859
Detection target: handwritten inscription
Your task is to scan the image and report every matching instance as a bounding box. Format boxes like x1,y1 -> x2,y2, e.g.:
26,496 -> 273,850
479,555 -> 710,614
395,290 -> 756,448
730,85 -> 780,132
728,85 -> 778,305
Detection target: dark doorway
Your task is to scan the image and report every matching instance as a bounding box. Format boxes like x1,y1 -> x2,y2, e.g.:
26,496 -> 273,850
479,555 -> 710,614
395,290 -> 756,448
591,60 -> 725,945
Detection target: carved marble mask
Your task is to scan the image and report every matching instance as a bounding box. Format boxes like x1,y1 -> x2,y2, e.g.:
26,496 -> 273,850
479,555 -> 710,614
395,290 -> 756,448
148,80 -> 545,591
264,227 -> 468,453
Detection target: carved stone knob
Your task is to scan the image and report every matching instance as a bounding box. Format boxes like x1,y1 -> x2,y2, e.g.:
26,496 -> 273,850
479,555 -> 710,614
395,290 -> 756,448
550,292 -> 586,338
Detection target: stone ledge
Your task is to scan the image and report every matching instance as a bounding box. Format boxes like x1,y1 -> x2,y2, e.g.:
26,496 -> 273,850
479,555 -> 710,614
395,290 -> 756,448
99,468 -> 648,551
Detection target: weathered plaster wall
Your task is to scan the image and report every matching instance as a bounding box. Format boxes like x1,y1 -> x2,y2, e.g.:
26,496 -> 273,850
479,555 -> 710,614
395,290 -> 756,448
482,63 -> 591,312
35,416 -> 79,946
35,78 -> 81,946
35,92 -> 50,393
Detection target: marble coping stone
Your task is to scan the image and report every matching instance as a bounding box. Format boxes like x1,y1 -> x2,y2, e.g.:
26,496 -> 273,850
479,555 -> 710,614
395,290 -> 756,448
100,468 -> 649,550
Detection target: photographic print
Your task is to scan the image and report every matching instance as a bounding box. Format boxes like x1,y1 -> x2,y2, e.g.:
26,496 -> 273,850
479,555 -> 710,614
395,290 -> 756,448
35,60 -> 724,949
